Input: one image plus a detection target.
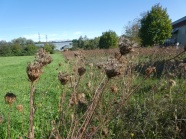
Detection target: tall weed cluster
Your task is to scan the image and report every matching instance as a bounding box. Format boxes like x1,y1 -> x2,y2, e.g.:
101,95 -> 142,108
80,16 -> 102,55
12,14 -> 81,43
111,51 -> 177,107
1,44 -> 186,138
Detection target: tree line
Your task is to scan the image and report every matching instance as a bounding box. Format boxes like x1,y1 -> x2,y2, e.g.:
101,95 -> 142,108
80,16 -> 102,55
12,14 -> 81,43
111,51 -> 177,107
1,4 -> 173,56
71,3 -> 172,49
0,37 -> 55,56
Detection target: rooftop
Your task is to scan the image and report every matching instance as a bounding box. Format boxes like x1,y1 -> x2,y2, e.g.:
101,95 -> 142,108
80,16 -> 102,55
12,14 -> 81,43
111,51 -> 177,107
172,16 -> 186,26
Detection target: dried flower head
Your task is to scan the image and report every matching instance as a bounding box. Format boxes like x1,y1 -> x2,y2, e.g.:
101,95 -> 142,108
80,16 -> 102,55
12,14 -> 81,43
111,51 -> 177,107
102,128 -> 109,137
114,52 -> 121,60
17,105 -> 24,112
169,79 -> 176,88
119,45 -> 133,55
88,63 -> 94,69
27,62 -> 43,82
35,48 -> 53,67
78,93 -> 87,104
58,72 -> 69,85
86,81 -> 91,88
69,92 -> 78,106
145,67 -> 156,75
4,92 -> 16,105
105,68 -> 121,78
110,84 -> 118,94
78,67 -> 86,76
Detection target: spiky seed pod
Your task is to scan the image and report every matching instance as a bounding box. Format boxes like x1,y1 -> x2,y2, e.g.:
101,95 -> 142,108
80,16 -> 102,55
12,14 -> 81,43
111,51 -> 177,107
102,128 -> 109,137
78,67 -> 86,76
169,79 -> 176,88
114,52 -> 121,60
110,84 -> 118,94
35,48 -> 53,67
145,67 -> 156,75
78,93 -> 87,104
119,45 -> 133,56
89,72 -> 93,77
27,62 -> 43,82
0,114 -> 3,124
105,68 -> 121,78
17,105 -> 24,112
86,81 -> 91,89
88,63 -> 94,69
69,92 -> 78,106
4,92 -> 16,105
58,72 -> 69,85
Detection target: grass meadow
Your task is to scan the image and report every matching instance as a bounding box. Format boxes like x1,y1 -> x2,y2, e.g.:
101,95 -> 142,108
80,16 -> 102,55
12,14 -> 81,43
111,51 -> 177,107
1,47 -> 186,139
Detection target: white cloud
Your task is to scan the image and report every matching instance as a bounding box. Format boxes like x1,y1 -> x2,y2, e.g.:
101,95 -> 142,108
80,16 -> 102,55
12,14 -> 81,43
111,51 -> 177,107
73,31 -> 83,36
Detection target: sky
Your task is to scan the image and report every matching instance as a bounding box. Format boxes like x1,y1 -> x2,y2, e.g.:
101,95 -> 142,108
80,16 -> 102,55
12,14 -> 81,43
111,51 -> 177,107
0,0 -> 186,42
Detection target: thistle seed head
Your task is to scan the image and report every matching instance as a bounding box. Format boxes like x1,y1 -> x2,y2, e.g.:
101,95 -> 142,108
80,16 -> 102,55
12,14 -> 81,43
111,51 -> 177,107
58,72 -> 69,85
35,48 -> 53,67
169,79 -> 176,88
4,92 -> 16,105
27,62 -> 43,82
78,67 -> 86,76
17,105 -> 24,112
110,84 -> 118,94
145,67 -> 156,75
105,68 -> 121,78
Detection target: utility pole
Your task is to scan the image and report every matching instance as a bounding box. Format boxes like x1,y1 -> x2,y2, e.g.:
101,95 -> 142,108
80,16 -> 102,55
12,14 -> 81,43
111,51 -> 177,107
46,35 -> 48,43
38,33 -> 40,42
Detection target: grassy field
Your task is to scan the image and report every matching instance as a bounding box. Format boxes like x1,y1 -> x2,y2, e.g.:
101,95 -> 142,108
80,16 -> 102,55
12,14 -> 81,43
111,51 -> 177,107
0,53 -> 67,138
1,48 -> 186,139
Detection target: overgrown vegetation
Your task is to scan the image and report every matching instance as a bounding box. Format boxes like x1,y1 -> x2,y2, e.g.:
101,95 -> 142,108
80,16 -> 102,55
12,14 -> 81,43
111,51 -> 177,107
0,37 -> 55,56
1,42 -> 186,138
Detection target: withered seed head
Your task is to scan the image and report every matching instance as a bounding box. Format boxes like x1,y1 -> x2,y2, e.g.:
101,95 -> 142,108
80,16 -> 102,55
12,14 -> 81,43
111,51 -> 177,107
4,92 -> 16,105
119,45 -> 133,55
102,128 -> 109,137
86,81 -> 91,88
17,105 -> 24,112
27,62 -> 43,82
110,84 -> 118,94
169,79 -> 176,88
78,93 -> 87,104
78,67 -> 86,76
69,92 -> 78,106
145,67 -> 156,75
58,72 -> 69,85
35,48 -> 53,67
105,68 -> 121,78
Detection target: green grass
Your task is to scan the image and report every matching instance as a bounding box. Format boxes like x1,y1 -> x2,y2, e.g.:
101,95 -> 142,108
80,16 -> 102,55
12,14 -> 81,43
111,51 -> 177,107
0,53 -> 68,138
1,50 -> 186,139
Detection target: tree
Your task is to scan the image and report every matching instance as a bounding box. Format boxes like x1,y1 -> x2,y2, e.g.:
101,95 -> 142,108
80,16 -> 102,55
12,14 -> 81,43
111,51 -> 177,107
99,30 -> 118,49
43,43 -> 55,54
124,18 -> 141,46
139,4 -> 172,46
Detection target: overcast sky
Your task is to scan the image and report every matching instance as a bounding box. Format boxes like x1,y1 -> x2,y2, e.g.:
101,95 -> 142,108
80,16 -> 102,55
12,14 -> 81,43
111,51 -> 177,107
0,0 -> 185,42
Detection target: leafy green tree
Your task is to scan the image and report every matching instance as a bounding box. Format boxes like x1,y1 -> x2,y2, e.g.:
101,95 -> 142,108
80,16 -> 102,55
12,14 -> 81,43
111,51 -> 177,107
99,30 -> 118,49
139,4 -> 172,46
11,43 -> 23,56
0,41 -> 12,56
43,43 -> 55,54
124,18 -> 141,46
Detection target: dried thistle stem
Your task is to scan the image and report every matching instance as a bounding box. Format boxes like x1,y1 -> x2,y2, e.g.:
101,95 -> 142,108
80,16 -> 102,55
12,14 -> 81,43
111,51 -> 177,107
28,83 -> 35,139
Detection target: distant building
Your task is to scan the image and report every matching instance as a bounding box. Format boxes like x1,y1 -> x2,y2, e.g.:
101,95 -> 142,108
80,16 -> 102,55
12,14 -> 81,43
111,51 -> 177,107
171,16 -> 186,45
34,41 -> 72,50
